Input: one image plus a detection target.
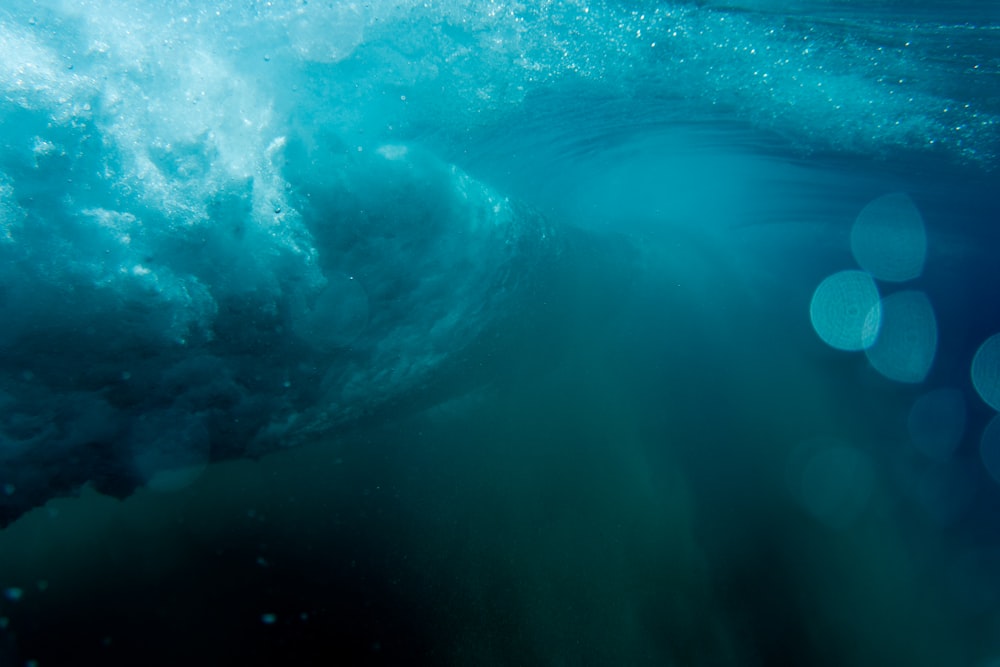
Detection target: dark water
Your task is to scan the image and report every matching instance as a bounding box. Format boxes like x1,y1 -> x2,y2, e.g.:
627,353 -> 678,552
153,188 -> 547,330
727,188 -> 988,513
1,1 -> 999,665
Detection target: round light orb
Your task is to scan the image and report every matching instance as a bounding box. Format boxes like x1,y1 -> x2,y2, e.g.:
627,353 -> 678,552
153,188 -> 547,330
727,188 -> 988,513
979,414 -> 1000,486
809,270 -> 881,351
799,444 -> 875,529
864,290 -> 937,383
972,333 -> 1000,411
850,192 -> 926,282
907,387 -> 966,461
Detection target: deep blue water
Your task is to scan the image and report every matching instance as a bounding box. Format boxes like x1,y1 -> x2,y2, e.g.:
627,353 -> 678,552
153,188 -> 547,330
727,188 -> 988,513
1,1 -> 999,665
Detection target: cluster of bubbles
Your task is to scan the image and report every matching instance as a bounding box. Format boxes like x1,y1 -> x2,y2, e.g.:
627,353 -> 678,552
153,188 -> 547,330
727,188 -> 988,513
806,192 -> 1000,511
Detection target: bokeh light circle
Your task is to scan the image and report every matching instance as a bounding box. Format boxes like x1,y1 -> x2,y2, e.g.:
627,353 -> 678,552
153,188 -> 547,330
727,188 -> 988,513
979,414 -> 1000,486
799,444 -> 875,529
972,333 -> 1000,411
787,437 -> 875,530
809,270 -> 881,351
907,387 -> 966,461
864,290 -> 937,383
850,192 -> 926,282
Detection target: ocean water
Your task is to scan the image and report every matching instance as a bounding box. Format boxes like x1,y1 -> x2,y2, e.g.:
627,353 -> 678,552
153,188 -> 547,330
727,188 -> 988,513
0,0 -> 998,664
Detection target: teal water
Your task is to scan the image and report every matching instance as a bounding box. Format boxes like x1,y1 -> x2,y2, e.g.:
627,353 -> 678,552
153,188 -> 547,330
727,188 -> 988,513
1,1 -> 999,665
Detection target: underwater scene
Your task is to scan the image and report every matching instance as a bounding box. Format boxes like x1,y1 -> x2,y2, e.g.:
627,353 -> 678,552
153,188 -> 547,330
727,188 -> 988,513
1,0 -> 999,664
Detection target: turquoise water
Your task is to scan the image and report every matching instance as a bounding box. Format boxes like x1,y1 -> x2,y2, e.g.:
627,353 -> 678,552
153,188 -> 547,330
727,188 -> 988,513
0,1 -> 999,664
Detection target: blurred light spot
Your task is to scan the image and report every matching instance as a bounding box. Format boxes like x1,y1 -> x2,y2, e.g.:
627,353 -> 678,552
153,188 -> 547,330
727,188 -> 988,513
979,414 -> 1000,486
3,587 -> 23,602
893,457 -> 978,527
787,437 -> 874,529
907,387 -> 966,461
945,548 -> 1000,617
850,192 -> 926,282
972,333 -> 1000,411
800,445 -> 874,528
864,290 -> 937,383
809,270 -> 881,351
261,613 -> 278,625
